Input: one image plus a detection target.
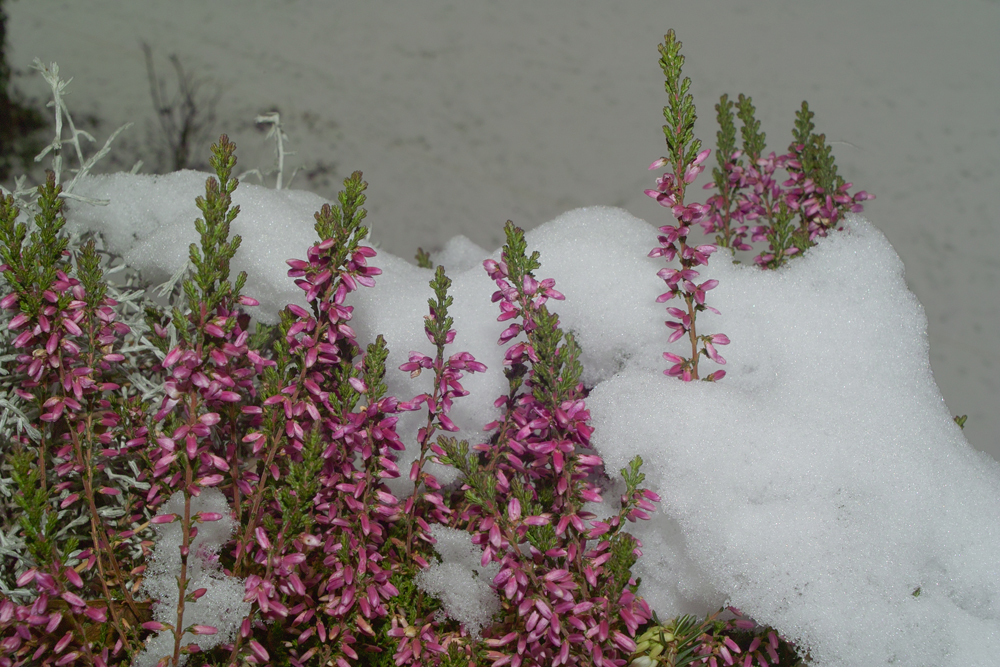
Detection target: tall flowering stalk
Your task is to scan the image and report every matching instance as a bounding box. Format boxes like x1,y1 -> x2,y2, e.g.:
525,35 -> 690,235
398,265 -> 487,564
223,169 -> 422,667
142,135 -> 265,667
382,264 -> 490,666
646,31 -> 728,382
435,221 -> 660,667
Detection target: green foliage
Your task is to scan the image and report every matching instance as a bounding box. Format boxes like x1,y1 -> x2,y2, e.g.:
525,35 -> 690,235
620,456 -> 647,502
313,170 -> 369,261
797,132 -> 845,205
8,447 -> 62,566
709,94 -> 740,250
789,101 -> 849,225
75,239 -> 107,307
713,94 -> 738,171
0,172 -> 71,317
790,100 -> 816,149
658,29 -> 702,171
756,200 -> 802,270
498,220 -> 541,279
414,247 -> 433,269
735,94 -> 766,163
272,424 -> 325,541
632,612 -> 707,667
363,334 -> 390,402
426,265 -> 454,349
187,134 -> 246,314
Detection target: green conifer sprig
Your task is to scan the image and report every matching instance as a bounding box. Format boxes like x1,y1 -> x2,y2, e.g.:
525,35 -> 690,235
312,171 -> 368,269
791,100 -> 816,149
270,423 -> 325,545
758,200 -> 800,270
714,94 -> 738,171
414,247 -> 433,269
362,335 -> 390,403
9,447 -> 64,567
709,94 -> 741,250
789,102 -> 844,201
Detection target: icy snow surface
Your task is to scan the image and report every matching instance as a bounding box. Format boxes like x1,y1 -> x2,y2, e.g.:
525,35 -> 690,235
415,525 -> 501,639
65,174 -> 1000,666
136,489 -> 250,667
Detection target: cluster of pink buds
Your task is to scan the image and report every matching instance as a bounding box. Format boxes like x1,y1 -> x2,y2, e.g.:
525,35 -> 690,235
782,146 -> 872,241
701,147 -> 871,268
228,187 -> 418,667
0,561 -> 114,667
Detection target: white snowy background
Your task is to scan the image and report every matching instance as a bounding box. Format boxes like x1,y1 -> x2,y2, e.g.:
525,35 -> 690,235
7,0 -> 998,459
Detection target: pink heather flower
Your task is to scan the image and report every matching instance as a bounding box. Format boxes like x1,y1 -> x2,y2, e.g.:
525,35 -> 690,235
683,149 -> 711,184
59,591 -> 87,609
248,640 -> 269,662
704,341 -> 726,364
657,267 -> 699,290
685,278 -> 719,305
15,568 -> 36,587
7,313 -> 28,330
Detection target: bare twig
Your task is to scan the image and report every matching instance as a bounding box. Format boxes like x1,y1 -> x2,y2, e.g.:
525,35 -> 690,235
140,42 -> 219,172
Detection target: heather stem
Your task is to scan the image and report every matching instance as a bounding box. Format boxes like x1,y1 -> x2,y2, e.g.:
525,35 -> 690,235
171,437 -> 197,667
71,418 -> 138,653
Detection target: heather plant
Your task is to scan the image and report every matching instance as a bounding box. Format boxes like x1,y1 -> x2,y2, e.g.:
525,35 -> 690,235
0,28 -> 886,667
0,144 -> 677,667
647,30 -> 871,382
698,91 -> 871,271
